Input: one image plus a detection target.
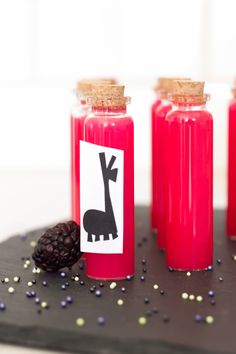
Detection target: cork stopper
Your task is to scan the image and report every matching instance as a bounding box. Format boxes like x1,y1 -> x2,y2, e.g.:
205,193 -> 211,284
171,80 -> 208,104
155,77 -> 191,98
90,84 -> 128,108
76,79 -> 116,97
232,78 -> 236,98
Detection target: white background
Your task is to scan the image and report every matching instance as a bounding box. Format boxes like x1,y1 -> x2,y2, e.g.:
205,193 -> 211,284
0,0 -> 234,239
0,0 -> 235,353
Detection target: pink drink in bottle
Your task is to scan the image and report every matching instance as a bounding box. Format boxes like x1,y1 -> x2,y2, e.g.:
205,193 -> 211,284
80,85 -> 134,279
227,81 -> 236,238
166,80 -> 213,270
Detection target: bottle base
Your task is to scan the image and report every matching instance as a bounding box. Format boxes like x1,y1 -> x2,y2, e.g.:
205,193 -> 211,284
228,235 -> 236,241
168,266 -> 209,272
86,273 -> 134,281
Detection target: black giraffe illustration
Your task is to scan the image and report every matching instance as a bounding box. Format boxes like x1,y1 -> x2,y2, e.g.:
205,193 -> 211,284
83,152 -> 118,242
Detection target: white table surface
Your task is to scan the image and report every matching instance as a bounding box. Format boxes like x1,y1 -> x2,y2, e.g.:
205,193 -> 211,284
0,168 -> 226,354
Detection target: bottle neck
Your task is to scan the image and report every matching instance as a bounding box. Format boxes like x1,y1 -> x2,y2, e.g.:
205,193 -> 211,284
91,105 -> 127,115
172,103 -> 207,111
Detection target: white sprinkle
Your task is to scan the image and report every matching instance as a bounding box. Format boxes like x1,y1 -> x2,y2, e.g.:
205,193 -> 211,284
110,282 -> 117,290
41,301 -> 48,309
30,241 -> 37,248
74,276 -> 79,282
196,295 -> 203,302
8,287 -> 15,294
189,294 -> 195,301
181,292 -> 189,300
186,271 -> 191,277
153,284 -> 159,290
13,276 -> 20,283
25,260 -> 31,266
4,277 -> 10,283
117,299 -> 124,306
27,281 -> 33,287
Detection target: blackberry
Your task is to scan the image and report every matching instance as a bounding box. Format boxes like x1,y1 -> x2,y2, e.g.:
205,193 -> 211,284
32,221 -> 82,272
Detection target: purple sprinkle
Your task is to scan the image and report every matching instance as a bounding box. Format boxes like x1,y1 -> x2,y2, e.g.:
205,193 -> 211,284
35,298 -> 40,305
26,291 -> 32,298
30,291 -> 36,297
121,287 -> 126,292
126,275 -> 133,281
90,287 -> 95,293
195,314 -> 203,322
61,284 -> 66,290
97,316 -> 105,325
32,279 -> 36,284
208,290 -> 214,297
140,275 -> 145,281
142,259 -> 147,265
163,315 -> 170,323
60,272 -> 66,278
79,263 -> 84,270
66,296 -> 73,304
65,282 -> 70,287
207,265 -> 213,271
211,299 -> 216,305
60,300 -> 67,308
142,268 -> 147,273
152,307 -> 159,314
42,281 -> 48,287
0,303 -> 6,311
99,282 -> 104,288
160,290 -> 165,295
95,290 -> 102,297
216,259 -> 222,265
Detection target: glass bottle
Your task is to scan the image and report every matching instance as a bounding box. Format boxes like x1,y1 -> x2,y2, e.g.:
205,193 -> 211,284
151,77 -> 190,250
71,80 -> 90,224
71,79 -> 116,225
151,79 -> 162,232
151,78 -> 174,248
227,81 -> 236,239
166,80 -> 213,270
80,85 -> 134,280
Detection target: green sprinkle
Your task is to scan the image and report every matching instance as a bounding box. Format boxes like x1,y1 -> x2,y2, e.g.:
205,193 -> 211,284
205,315 -> 214,324
76,318 -> 85,327
138,316 -> 147,325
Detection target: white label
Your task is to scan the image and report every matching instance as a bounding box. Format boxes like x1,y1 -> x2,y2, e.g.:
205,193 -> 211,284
80,141 -> 124,254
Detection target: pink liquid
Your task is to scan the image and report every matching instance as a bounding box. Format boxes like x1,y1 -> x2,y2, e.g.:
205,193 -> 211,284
227,98 -> 236,238
166,108 -> 213,270
84,112 -> 134,279
151,98 -> 161,230
71,114 -> 86,224
154,101 -> 172,249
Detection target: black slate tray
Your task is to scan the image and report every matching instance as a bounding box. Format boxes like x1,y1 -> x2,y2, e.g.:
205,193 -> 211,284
0,207 -> 236,354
